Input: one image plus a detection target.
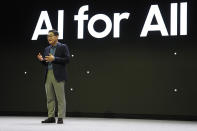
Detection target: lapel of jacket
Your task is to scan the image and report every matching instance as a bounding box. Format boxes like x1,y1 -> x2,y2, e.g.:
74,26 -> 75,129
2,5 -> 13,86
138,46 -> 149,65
46,46 -> 51,56
54,42 -> 61,56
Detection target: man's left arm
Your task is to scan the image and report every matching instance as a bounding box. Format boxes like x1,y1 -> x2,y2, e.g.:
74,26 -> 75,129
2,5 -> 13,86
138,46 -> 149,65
52,44 -> 70,64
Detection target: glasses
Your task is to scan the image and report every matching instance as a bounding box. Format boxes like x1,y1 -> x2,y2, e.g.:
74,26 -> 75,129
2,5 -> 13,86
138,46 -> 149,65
47,35 -> 55,38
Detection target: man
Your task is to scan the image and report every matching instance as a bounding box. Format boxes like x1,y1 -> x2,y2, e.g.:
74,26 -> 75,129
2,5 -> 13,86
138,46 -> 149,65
37,29 -> 70,124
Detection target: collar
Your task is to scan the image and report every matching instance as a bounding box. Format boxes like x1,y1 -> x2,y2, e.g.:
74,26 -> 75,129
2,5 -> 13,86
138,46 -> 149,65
50,42 -> 58,48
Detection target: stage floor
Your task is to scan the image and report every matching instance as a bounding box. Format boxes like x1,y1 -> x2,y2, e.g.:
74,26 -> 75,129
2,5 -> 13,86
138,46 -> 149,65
0,116 -> 197,131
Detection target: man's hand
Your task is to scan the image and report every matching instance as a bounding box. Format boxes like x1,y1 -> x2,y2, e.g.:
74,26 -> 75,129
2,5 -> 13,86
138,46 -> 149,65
45,53 -> 55,62
37,52 -> 44,61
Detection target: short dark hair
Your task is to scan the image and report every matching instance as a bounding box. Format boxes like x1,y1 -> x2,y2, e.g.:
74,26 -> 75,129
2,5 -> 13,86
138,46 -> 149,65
48,29 -> 59,36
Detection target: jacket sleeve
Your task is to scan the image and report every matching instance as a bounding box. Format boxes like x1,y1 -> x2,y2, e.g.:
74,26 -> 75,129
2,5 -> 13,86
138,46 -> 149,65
40,59 -> 47,66
39,47 -> 48,66
52,44 -> 70,65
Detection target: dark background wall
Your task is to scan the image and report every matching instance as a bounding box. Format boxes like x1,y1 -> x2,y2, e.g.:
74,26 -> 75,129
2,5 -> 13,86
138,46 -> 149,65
0,0 -> 197,120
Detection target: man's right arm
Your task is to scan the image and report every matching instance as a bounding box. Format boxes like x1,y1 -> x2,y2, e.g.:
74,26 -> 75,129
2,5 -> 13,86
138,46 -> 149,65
40,59 -> 47,66
37,51 -> 47,66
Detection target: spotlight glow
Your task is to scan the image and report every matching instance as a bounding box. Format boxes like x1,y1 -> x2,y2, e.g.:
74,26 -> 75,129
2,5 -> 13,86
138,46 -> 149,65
174,88 -> 178,92
86,70 -> 90,74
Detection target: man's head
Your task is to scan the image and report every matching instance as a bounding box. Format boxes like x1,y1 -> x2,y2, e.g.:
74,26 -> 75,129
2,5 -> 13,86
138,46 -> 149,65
47,29 -> 59,46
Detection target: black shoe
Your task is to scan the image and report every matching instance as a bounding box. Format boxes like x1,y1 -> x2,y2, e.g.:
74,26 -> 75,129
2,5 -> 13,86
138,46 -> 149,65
41,117 -> 56,123
57,118 -> 63,124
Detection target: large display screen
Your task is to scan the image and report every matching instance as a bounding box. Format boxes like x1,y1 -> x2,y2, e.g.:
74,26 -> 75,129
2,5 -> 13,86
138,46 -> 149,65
1,0 -> 197,119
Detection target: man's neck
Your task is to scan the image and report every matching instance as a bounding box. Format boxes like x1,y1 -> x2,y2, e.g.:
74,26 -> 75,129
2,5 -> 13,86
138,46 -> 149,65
51,42 -> 58,46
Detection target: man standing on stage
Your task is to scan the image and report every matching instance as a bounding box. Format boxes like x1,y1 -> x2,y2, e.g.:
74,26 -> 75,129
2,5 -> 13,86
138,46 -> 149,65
37,29 -> 70,124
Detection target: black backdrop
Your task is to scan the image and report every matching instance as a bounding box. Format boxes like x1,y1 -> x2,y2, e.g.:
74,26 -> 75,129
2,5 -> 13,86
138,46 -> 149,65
1,0 -> 197,120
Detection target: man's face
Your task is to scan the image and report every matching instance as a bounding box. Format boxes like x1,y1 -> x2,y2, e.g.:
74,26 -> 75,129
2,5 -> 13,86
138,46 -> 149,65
47,32 -> 58,45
